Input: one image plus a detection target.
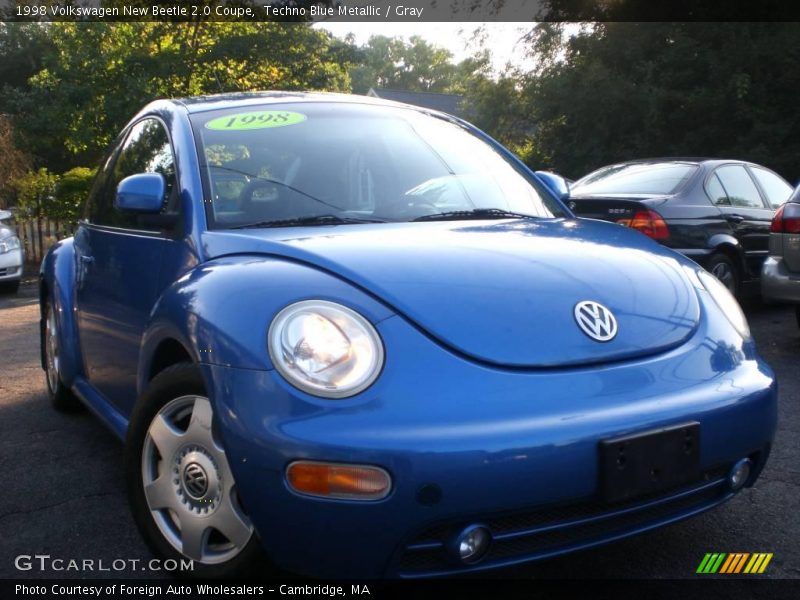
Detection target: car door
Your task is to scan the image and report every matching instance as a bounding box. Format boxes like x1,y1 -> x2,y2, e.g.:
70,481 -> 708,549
74,117 -> 181,414
710,164 -> 775,278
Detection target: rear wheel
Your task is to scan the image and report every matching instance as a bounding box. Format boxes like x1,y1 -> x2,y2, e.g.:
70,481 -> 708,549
44,300 -> 83,412
125,363 -> 262,577
707,253 -> 740,297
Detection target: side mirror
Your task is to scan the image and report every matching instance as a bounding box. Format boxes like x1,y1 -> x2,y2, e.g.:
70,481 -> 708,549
535,171 -> 570,202
0,209 -> 12,221
115,173 -> 165,213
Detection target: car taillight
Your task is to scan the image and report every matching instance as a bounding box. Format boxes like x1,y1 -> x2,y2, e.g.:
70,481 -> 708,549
770,204 -> 800,233
617,209 -> 669,240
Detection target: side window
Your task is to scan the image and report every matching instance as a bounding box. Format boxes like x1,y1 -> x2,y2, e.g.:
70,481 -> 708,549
751,167 -> 792,209
89,118 -> 178,229
714,165 -> 766,209
705,173 -> 729,206
83,148 -> 120,221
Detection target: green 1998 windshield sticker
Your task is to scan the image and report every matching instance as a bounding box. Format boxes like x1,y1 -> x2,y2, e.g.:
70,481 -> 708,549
205,111 -> 307,131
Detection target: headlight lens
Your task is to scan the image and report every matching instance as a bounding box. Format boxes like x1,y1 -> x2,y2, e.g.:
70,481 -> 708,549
0,236 -> 20,254
268,300 -> 384,398
695,268 -> 750,339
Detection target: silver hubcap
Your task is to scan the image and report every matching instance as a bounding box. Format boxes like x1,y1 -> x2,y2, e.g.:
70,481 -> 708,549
711,262 -> 735,293
45,307 -> 59,392
141,395 -> 253,564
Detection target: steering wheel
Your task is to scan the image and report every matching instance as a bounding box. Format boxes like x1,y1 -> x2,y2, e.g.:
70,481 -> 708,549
383,199 -> 439,220
238,180 -> 286,219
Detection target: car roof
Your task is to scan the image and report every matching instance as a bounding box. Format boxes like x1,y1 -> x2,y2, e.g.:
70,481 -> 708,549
169,91 -> 441,115
598,158 -> 765,169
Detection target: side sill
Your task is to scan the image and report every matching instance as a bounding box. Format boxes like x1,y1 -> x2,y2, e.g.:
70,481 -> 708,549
72,377 -> 128,441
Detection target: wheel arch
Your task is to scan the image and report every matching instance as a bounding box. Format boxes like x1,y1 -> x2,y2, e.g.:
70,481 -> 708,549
137,324 -> 201,399
39,237 -> 83,386
136,255 -> 394,397
707,234 -> 746,274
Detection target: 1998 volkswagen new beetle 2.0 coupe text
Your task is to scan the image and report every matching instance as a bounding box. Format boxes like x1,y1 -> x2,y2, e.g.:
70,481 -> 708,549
39,92 -> 776,578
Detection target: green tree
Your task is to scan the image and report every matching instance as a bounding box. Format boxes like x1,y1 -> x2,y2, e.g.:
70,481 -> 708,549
4,22 -> 351,169
520,22 -> 800,180
0,115 -> 32,208
11,168 -> 59,221
349,35 -> 460,94
53,167 -> 95,223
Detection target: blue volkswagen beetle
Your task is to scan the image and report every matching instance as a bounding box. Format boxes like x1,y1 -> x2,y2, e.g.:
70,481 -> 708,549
40,92 -> 776,578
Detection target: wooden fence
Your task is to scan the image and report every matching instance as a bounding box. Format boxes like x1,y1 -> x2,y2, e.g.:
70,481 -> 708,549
11,218 -> 77,266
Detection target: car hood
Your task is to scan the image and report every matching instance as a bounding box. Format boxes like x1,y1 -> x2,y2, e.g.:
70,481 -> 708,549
202,218 -> 699,368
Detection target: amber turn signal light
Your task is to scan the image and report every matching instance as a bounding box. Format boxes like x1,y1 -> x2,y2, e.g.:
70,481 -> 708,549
286,461 -> 391,500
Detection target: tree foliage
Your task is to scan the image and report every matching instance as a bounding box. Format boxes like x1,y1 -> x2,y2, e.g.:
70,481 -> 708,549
0,115 -> 32,208
3,19 -> 800,222
3,22 -> 351,168
349,34 -> 463,94
522,22 -> 800,180
11,168 -> 58,221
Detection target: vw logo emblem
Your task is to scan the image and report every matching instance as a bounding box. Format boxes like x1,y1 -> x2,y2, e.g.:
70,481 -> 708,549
183,462 -> 209,499
568,201 -> 577,210
574,300 -> 618,342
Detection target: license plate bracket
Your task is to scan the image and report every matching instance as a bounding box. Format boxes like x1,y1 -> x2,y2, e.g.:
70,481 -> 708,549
599,422 -> 700,503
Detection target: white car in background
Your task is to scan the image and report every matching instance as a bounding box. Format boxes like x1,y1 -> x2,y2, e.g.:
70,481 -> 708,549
0,210 -> 23,294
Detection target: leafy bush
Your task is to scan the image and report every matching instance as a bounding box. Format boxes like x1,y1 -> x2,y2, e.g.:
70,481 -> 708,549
10,166 -> 95,223
10,168 -> 58,220
54,167 -> 96,222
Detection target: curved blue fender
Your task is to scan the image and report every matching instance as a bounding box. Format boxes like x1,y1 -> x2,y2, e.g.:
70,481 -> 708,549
136,255 -> 395,399
39,238 -> 84,387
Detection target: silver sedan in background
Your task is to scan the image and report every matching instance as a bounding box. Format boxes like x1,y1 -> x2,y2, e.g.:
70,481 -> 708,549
0,210 -> 23,294
762,187 -> 800,325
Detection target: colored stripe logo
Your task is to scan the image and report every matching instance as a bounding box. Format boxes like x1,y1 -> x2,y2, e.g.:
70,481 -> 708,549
697,553 -> 773,574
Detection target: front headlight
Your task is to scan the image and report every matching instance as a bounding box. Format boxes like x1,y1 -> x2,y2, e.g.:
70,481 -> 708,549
694,267 -> 751,339
268,300 -> 384,398
0,236 -> 20,254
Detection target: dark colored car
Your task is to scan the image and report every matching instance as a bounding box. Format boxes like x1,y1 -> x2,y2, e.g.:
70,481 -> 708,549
564,159 -> 793,296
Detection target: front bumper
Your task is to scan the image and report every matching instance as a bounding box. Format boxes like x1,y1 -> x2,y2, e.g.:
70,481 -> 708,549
0,247 -> 23,281
204,302 -> 777,578
761,256 -> 800,303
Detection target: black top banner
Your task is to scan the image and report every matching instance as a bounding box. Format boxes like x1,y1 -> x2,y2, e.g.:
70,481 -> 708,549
3,0 -> 800,23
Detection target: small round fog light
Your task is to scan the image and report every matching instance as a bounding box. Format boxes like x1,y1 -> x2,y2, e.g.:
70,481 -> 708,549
729,458 -> 752,491
454,525 -> 492,564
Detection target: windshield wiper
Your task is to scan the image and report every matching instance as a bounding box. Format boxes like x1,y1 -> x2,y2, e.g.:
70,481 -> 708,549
412,208 -> 537,222
231,214 -> 387,229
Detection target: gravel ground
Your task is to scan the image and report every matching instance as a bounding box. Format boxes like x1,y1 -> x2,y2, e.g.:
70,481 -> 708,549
0,282 -> 797,580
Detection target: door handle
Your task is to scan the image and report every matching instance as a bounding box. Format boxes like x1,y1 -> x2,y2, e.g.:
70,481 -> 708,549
724,214 -> 745,224
79,255 -> 94,264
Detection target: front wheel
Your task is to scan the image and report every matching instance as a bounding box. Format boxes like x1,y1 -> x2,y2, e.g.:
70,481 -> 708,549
124,363 -> 262,577
707,253 -> 740,297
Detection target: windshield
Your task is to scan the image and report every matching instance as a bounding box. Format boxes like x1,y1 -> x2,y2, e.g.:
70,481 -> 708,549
190,103 -> 564,228
572,162 -> 698,196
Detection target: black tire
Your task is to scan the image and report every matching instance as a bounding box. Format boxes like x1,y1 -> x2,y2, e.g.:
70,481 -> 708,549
43,299 -> 84,412
795,305 -> 800,329
707,253 -> 740,297
0,280 -> 20,294
124,363 -> 264,578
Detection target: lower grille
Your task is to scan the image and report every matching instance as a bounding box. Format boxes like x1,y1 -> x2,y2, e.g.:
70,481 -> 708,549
397,467 -> 730,576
